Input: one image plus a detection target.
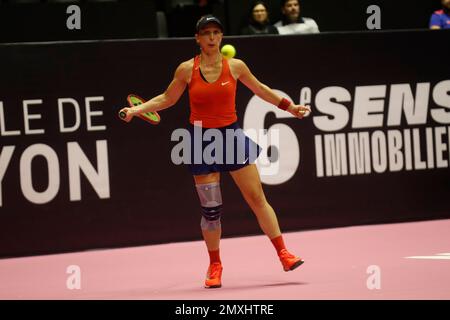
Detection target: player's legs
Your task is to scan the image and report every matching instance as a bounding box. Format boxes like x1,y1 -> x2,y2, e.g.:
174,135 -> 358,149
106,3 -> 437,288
229,164 -> 304,271
194,172 -> 221,251
229,164 -> 280,238
194,172 -> 223,287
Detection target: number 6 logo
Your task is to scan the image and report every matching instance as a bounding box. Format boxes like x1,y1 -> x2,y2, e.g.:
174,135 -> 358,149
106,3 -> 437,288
243,90 -> 300,185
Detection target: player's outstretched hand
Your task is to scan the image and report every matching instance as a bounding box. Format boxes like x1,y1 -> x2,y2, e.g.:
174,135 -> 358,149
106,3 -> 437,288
118,107 -> 135,123
287,104 -> 311,119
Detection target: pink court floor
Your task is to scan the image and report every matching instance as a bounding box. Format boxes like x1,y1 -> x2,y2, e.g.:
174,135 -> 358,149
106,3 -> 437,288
0,219 -> 449,300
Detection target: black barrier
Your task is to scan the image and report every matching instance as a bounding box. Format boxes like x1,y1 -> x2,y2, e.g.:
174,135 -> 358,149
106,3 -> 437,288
0,2 -> 157,43
0,30 -> 449,258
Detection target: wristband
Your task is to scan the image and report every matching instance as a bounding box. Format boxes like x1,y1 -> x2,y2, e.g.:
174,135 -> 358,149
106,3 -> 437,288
278,98 -> 291,111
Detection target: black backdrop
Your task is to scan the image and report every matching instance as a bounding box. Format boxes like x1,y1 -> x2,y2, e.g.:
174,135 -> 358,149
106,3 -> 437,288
0,1 -> 158,43
0,0 -> 444,42
1,29 -> 449,258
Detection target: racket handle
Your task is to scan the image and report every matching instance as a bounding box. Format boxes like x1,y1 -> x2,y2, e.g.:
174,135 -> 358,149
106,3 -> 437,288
119,111 -> 127,119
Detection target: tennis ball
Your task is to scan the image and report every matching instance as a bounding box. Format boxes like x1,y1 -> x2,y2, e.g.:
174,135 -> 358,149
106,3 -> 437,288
221,44 -> 236,59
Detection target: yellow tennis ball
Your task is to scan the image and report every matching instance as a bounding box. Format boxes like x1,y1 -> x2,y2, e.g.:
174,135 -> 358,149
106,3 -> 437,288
221,44 -> 236,59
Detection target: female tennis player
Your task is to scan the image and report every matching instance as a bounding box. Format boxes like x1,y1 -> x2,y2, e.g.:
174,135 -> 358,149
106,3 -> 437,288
119,15 -> 310,289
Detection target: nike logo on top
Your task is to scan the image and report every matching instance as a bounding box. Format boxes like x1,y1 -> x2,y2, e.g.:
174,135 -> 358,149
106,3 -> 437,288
221,81 -> 230,86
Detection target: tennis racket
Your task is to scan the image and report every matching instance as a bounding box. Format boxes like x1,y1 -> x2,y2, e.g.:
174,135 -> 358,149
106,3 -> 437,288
118,94 -> 161,125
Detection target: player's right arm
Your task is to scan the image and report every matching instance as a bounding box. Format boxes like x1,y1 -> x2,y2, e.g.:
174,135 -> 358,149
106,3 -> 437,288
119,60 -> 192,122
232,58 -> 310,119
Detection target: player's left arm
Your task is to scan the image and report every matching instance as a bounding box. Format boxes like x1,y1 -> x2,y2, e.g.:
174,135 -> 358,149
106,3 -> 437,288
231,59 -> 310,119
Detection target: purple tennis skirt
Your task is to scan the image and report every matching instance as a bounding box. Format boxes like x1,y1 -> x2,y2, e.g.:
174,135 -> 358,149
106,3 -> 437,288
186,121 -> 262,176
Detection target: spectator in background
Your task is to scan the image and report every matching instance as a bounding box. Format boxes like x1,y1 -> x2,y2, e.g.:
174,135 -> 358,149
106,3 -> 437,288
429,0 -> 450,29
240,1 -> 279,35
274,0 -> 319,35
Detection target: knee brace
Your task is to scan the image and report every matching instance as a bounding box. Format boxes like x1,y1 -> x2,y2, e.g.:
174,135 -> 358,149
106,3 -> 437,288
195,182 -> 223,231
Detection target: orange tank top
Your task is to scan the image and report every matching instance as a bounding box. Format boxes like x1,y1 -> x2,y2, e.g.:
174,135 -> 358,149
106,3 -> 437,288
188,55 -> 238,128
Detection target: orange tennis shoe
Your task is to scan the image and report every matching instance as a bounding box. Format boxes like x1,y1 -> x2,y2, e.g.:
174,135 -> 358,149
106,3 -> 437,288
279,249 -> 305,271
204,262 -> 223,288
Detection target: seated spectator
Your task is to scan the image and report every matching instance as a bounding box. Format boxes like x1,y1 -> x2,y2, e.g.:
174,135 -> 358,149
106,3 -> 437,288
429,0 -> 450,29
274,0 -> 319,35
240,1 -> 278,35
